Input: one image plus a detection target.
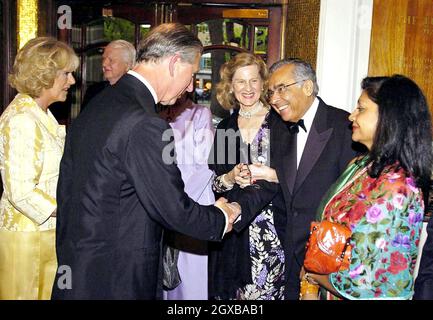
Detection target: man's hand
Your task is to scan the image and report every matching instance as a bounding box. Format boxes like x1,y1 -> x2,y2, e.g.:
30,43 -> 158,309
214,197 -> 241,233
225,202 -> 241,224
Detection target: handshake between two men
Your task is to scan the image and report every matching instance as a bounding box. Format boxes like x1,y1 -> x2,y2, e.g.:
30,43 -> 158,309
214,197 -> 241,233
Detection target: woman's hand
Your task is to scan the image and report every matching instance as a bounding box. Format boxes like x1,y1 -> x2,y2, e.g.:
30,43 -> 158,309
299,266 -> 307,280
226,163 -> 251,188
301,268 -> 341,298
299,266 -> 320,300
248,163 -> 279,183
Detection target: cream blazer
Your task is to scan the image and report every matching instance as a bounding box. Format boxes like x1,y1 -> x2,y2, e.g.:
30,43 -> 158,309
0,94 -> 65,231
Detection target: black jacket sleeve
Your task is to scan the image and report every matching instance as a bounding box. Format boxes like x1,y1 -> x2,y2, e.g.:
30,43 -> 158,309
125,117 -> 226,241
414,218 -> 433,299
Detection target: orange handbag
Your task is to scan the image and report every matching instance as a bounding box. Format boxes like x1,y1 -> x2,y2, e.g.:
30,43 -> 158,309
304,220 -> 352,274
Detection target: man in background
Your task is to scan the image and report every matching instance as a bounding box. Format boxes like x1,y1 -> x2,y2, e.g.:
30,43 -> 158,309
81,39 -> 136,110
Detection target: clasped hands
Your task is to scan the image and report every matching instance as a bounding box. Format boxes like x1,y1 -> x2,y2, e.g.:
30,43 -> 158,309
214,197 -> 241,233
226,163 -> 278,188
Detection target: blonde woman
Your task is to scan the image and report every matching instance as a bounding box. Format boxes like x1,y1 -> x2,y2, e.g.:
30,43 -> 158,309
209,52 -> 284,300
0,37 -> 78,299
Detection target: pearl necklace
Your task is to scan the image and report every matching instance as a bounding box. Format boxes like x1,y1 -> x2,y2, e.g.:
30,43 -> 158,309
238,102 -> 264,119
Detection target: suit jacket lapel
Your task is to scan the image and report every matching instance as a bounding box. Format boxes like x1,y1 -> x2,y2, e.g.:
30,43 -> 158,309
270,112 -> 297,195
294,99 -> 333,192
284,132 -> 298,194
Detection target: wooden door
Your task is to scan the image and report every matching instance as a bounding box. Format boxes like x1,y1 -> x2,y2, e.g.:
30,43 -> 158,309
173,1 -> 283,121
368,0 -> 433,113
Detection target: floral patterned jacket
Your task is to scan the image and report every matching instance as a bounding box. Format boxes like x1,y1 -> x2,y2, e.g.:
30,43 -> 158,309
323,164 -> 424,299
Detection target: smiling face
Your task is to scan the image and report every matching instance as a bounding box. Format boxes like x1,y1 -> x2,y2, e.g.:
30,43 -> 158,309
268,64 -> 314,122
349,90 -> 379,150
231,64 -> 263,109
102,45 -> 130,85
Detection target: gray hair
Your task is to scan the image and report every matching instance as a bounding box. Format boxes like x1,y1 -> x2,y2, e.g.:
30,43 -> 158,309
106,40 -> 136,69
136,23 -> 203,64
269,58 -> 319,96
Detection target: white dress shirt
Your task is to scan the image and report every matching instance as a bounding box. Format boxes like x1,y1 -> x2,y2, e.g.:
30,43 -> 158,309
297,97 -> 319,169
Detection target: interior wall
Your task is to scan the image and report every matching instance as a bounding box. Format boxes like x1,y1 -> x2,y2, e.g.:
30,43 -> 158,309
368,0 -> 433,115
284,0 -> 321,70
316,0 -> 373,113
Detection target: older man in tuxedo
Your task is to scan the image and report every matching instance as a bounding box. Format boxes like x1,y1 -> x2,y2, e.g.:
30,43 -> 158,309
52,23 -> 240,300
266,58 -> 359,299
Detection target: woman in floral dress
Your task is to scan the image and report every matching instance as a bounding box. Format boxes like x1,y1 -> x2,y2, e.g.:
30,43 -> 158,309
300,75 -> 432,300
208,53 -> 285,300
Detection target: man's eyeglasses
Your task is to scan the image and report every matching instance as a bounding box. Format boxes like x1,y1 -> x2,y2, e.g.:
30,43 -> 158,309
266,79 -> 308,100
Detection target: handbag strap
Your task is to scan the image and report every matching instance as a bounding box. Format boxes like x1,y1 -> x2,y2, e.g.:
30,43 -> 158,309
340,237 -> 352,259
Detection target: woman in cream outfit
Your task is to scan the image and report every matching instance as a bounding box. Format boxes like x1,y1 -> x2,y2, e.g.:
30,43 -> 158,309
0,37 -> 78,299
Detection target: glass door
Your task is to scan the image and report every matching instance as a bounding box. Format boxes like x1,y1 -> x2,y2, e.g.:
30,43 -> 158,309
175,3 -> 282,124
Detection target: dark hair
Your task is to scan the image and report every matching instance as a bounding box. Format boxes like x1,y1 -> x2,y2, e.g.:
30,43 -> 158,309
364,75 -> 433,188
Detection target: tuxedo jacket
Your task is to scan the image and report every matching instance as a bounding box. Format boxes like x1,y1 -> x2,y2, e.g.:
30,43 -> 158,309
269,97 -> 358,299
52,74 -> 226,300
414,217 -> 433,299
80,81 -> 109,112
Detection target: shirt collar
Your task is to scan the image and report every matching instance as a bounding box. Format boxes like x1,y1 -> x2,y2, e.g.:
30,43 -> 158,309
127,70 -> 158,104
301,97 -> 319,132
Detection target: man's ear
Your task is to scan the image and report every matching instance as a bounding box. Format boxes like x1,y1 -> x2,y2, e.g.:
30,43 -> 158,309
168,54 -> 181,77
303,79 -> 314,97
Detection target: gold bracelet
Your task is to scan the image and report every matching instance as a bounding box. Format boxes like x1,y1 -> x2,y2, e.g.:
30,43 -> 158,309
299,279 -> 319,299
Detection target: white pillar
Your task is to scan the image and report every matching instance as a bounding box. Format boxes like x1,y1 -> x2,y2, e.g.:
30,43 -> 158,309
316,0 -> 373,113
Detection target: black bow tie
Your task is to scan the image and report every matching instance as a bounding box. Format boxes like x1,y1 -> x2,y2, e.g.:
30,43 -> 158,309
286,119 -> 307,134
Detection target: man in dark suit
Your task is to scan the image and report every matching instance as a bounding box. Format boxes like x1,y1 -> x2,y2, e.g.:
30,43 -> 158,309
81,40 -> 136,111
266,58 -> 358,299
414,216 -> 433,299
52,23 -> 240,300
